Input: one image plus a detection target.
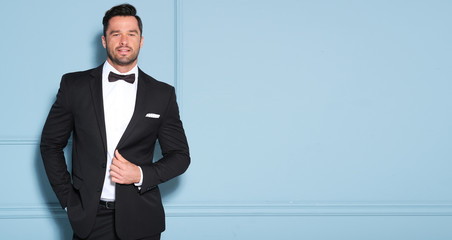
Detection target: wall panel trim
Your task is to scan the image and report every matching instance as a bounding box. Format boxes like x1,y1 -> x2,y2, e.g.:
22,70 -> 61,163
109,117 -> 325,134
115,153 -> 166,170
0,139 -> 39,145
173,0 -> 184,114
2,202 -> 452,219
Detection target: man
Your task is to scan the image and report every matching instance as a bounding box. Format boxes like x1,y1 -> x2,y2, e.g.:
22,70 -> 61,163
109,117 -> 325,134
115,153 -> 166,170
40,4 -> 190,240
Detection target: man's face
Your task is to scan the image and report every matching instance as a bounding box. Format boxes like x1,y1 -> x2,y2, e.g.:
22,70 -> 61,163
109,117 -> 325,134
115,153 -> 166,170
102,16 -> 143,71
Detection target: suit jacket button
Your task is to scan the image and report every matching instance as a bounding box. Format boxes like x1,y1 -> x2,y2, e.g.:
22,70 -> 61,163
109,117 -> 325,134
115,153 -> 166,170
101,163 -> 106,168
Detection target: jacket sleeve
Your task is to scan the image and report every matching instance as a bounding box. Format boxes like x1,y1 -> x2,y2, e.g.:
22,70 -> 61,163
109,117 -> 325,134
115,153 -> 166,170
40,76 -> 74,208
139,87 -> 190,193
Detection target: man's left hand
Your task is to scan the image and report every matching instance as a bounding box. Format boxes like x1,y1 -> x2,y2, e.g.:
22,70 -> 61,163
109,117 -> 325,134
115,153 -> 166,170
110,150 -> 141,184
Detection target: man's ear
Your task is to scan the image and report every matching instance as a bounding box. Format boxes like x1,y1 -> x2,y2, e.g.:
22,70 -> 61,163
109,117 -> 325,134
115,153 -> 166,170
102,35 -> 107,48
140,36 -> 144,49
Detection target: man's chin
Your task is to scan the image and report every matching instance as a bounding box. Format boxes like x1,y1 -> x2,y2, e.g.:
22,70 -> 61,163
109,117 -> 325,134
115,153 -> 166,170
112,57 -> 137,67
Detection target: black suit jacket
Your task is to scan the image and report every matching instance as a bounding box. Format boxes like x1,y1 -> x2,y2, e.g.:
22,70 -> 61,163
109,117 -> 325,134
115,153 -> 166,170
40,65 -> 190,239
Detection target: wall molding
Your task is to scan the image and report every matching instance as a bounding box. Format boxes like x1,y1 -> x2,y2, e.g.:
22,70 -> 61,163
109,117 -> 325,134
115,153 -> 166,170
0,139 -> 40,145
2,202 -> 452,219
0,139 -> 73,146
173,0 -> 184,116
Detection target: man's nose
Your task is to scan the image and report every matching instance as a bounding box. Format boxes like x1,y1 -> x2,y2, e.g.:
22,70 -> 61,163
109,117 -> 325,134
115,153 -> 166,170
120,35 -> 128,45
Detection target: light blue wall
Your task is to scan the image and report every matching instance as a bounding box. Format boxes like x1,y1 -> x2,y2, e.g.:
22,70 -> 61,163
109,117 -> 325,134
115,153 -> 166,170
1,0 -> 451,239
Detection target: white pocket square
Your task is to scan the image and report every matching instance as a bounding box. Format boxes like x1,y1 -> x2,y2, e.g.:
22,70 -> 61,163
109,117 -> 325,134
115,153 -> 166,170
145,113 -> 160,119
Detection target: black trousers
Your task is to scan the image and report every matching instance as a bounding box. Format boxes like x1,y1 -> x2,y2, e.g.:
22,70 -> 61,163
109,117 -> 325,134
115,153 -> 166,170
73,205 -> 161,240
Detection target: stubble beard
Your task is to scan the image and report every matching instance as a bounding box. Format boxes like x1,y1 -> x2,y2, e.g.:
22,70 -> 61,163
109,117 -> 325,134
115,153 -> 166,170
106,43 -> 139,67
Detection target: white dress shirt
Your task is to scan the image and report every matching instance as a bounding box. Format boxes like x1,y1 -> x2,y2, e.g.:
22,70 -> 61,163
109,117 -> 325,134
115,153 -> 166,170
100,61 -> 140,202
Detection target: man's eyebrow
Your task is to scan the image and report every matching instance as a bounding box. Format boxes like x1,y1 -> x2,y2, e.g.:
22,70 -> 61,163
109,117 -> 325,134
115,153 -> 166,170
108,30 -> 120,35
108,29 -> 140,35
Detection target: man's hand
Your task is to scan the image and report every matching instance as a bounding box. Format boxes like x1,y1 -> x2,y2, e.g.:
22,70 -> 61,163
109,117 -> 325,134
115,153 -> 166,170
110,150 -> 141,184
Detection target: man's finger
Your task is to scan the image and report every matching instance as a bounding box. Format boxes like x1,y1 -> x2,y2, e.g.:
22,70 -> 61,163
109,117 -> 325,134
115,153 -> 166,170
110,163 -> 120,172
111,176 -> 120,184
115,150 -> 126,162
111,157 -> 122,168
110,169 -> 123,182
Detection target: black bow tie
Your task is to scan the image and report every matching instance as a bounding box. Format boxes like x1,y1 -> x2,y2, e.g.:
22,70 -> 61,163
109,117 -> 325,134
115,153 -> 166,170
108,72 -> 135,84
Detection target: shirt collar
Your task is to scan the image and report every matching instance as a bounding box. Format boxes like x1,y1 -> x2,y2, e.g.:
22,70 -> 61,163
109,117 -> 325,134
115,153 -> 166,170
102,60 -> 139,83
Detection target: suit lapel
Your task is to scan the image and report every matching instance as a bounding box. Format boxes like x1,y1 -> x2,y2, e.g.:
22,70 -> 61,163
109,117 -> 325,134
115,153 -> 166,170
88,65 -> 108,157
116,68 -> 149,149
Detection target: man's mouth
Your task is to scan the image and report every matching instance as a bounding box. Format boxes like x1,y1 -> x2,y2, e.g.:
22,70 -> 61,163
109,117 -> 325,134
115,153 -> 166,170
117,48 -> 131,55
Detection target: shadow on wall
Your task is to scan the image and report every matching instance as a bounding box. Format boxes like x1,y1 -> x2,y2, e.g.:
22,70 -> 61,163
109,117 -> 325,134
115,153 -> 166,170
35,32 -> 180,238
94,32 -> 106,66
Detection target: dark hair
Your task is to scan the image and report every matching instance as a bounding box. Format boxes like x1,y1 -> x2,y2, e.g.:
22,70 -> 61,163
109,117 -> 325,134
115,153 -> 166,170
102,4 -> 143,37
